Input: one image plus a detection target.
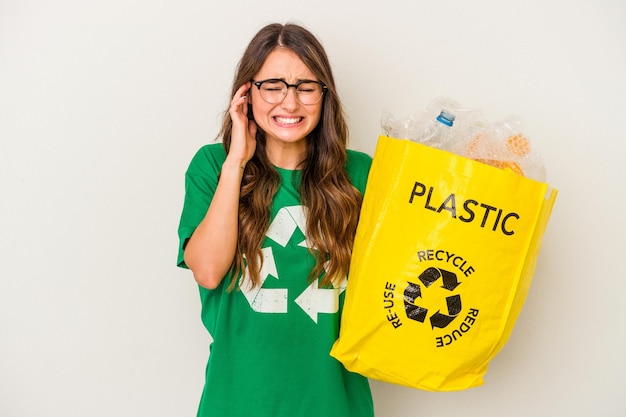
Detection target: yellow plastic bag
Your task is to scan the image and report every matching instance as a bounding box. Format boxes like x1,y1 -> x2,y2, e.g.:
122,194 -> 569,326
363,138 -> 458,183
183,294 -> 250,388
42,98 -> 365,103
331,135 -> 557,391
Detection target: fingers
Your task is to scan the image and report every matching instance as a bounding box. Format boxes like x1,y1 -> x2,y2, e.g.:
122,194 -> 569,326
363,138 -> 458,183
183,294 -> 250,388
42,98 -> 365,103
227,83 -> 256,163
230,82 -> 251,118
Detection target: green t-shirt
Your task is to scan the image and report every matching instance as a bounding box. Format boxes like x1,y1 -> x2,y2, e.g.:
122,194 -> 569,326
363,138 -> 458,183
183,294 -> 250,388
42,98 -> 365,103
177,143 -> 374,417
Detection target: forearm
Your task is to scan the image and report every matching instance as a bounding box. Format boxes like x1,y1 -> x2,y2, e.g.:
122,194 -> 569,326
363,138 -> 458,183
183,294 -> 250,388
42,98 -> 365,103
184,158 -> 245,289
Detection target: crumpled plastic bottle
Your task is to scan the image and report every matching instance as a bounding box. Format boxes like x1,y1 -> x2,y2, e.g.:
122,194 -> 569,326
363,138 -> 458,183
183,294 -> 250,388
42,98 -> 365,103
418,109 -> 456,151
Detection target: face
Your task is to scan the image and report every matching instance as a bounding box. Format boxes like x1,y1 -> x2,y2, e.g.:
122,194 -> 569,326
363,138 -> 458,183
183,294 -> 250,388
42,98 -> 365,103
249,48 -> 323,155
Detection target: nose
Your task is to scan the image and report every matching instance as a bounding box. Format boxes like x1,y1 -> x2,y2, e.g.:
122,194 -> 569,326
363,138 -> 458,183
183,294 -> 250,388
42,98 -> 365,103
281,86 -> 299,110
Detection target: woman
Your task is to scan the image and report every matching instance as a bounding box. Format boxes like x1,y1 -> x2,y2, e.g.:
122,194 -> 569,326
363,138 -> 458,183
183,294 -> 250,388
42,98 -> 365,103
177,22 -> 375,417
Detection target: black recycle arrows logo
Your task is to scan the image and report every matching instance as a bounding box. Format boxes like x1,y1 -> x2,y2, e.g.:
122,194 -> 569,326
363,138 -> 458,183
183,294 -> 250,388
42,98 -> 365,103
404,267 -> 462,329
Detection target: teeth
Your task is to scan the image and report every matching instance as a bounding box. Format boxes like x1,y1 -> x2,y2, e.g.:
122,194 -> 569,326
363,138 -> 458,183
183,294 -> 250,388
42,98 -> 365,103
275,117 -> 301,125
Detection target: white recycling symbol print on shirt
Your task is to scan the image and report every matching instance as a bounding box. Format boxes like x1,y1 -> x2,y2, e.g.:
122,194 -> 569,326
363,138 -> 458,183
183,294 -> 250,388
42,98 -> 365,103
240,205 -> 346,323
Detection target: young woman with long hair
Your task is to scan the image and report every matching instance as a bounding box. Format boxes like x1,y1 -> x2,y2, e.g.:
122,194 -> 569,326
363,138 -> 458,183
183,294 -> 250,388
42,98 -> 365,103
177,22 -> 375,417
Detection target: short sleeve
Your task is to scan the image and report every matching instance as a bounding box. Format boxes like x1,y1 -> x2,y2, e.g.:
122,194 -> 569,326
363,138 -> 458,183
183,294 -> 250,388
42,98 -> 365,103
345,149 -> 373,194
177,144 -> 227,268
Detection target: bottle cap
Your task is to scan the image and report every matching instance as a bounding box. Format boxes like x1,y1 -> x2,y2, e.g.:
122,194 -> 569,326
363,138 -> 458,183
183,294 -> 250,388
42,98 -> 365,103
436,110 -> 456,127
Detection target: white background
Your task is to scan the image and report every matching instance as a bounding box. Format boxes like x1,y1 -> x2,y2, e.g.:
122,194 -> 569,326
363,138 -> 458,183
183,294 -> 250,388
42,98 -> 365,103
1,0 -> 624,416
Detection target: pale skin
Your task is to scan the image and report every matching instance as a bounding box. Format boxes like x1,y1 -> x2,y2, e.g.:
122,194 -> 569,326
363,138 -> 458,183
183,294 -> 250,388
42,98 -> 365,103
184,48 -> 324,289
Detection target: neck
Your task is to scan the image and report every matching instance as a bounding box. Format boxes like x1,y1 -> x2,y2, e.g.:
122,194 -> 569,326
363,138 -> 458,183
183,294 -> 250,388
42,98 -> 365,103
266,141 -> 307,170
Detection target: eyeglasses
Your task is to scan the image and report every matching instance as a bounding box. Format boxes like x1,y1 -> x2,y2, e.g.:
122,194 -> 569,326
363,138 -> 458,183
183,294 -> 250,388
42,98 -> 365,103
251,79 -> 327,105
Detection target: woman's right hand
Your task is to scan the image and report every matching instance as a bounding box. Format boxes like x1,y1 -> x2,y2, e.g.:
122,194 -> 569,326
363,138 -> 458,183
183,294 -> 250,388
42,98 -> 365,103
227,82 -> 257,167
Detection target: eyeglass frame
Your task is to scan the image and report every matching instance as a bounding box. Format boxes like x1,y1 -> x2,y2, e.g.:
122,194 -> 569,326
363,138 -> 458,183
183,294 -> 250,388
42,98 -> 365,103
251,78 -> 328,105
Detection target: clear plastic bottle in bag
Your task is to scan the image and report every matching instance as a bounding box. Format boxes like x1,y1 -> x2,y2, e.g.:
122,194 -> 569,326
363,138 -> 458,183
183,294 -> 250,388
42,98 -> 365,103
419,109 -> 456,150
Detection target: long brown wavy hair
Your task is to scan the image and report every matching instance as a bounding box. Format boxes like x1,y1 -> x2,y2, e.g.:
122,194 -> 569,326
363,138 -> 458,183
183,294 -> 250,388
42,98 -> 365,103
219,23 -> 363,291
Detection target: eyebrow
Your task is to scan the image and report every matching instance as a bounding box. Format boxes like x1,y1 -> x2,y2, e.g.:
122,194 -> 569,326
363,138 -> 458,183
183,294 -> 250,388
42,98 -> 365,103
260,77 -> 320,83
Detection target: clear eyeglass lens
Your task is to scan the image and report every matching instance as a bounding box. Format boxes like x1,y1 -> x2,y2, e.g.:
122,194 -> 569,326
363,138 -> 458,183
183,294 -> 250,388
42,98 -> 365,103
259,81 -> 323,105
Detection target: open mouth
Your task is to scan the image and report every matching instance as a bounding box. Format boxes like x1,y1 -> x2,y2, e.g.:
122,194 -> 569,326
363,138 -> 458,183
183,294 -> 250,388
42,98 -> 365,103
274,116 -> 303,126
